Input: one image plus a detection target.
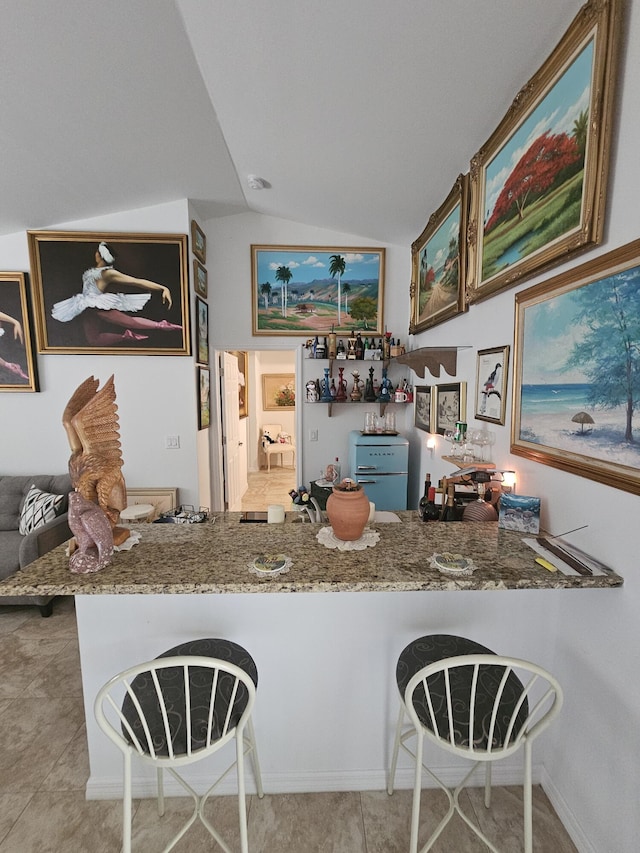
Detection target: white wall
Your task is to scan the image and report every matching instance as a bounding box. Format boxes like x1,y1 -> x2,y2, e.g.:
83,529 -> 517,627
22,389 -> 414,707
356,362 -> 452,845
0,199 -> 202,507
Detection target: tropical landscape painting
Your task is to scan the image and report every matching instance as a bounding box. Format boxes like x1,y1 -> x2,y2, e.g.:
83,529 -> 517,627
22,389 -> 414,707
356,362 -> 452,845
513,242 -> 640,493
251,246 -> 384,335
481,39 -> 593,284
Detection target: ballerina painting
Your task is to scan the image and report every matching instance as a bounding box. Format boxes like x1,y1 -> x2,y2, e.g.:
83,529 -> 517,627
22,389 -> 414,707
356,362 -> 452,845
0,272 -> 38,392
28,230 -> 190,355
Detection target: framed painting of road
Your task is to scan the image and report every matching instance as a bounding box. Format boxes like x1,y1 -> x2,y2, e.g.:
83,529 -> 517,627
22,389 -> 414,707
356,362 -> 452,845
409,174 -> 468,334
512,237 -> 640,496
466,0 -> 621,303
251,245 -> 385,336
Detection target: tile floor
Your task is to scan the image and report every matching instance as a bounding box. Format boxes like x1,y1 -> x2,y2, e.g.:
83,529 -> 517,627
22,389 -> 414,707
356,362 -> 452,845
0,595 -> 578,852
241,469 -> 297,512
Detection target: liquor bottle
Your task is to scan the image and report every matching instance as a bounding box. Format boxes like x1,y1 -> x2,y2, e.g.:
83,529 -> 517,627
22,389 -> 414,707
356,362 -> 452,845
355,332 -> 364,359
423,487 -> 440,521
337,338 -> 346,359
328,326 -> 337,360
313,336 -> 319,358
440,483 -> 457,522
418,473 -> 431,521
316,336 -> 326,359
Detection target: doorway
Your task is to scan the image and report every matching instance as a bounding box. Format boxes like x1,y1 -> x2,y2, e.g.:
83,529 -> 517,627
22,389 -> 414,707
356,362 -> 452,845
215,348 -> 298,511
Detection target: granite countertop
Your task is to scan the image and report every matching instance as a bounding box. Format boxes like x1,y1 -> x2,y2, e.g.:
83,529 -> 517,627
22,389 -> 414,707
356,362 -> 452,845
0,512 -> 623,596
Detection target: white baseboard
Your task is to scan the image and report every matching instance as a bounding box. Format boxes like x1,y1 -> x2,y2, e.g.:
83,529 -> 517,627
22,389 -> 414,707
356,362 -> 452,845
541,768 -> 593,853
86,760 -> 543,801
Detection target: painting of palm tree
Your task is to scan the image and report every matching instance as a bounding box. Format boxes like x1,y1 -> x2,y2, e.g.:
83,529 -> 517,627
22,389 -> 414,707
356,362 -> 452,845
251,245 -> 385,335
328,254 -> 345,326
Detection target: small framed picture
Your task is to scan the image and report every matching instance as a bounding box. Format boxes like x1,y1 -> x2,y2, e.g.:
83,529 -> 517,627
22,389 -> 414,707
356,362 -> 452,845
196,297 -> 209,365
0,272 -> 39,392
475,346 -> 510,424
193,260 -> 208,299
262,373 -> 295,410
414,385 -> 433,432
191,220 -> 206,264
435,382 -> 466,435
198,366 -> 210,430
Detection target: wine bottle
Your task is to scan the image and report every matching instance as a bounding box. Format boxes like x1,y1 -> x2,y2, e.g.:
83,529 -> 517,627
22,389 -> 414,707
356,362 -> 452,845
423,487 -> 440,522
355,332 -> 364,359
440,483 -> 457,522
316,336 -> 326,359
418,473 -> 431,521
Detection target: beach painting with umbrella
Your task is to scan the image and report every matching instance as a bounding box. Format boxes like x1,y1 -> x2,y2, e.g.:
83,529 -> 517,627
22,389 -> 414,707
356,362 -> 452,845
512,239 -> 640,494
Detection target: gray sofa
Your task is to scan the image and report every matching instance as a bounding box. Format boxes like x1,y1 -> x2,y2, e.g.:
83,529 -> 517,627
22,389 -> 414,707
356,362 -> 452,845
0,474 -> 72,617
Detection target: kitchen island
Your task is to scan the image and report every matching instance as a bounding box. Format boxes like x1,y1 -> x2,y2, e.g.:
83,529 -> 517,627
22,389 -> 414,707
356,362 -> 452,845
0,513 -> 623,798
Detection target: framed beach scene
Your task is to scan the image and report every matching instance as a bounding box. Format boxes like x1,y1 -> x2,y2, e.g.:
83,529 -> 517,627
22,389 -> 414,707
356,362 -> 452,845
512,238 -> 640,495
466,0 -> 620,302
251,245 -> 385,336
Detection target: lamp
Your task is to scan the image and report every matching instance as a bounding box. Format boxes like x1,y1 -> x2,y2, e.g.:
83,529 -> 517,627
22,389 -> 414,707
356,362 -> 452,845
501,470 -> 517,494
426,436 -> 436,456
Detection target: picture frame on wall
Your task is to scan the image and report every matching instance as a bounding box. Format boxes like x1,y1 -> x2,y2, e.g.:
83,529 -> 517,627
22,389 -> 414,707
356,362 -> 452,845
251,245 -> 385,336
191,220 -> 206,264
262,373 -> 295,411
512,237 -> 640,496
475,345 -> 510,425
27,231 -> 190,355
414,385 -> 434,433
0,272 -> 39,392
435,382 -> 466,435
193,260 -> 208,299
410,174 -> 468,334
229,350 -> 248,418
196,297 -> 209,365
466,0 -> 621,303
198,366 -> 210,430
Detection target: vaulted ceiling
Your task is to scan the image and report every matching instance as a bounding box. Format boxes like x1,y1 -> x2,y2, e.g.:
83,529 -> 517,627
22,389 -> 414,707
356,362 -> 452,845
1,0 -> 582,246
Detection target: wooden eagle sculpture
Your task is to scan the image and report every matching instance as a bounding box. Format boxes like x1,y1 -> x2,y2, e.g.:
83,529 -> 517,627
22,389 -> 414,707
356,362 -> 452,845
62,375 -> 130,561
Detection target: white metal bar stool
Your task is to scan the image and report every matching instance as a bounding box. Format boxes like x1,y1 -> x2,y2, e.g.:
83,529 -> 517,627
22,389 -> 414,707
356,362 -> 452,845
94,637 -> 264,853
387,634 -> 563,853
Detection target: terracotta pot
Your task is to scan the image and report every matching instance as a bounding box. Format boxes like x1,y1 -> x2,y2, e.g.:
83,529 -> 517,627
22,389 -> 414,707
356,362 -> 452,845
326,486 -> 370,541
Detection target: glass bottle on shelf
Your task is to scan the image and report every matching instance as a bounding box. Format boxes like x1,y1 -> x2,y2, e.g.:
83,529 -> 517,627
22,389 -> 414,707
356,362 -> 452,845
440,483 -> 457,522
355,332 -> 364,359
337,339 -> 346,359
328,326 -> 337,360
316,336 -> 326,359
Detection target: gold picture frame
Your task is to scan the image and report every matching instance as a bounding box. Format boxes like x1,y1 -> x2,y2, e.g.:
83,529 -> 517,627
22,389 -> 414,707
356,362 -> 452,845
512,237 -> 640,496
229,350 -> 249,418
28,230 -> 190,355
191,220 -> 206,264
435,382 -> 467,435
475,345 -> 510,425
262,373 -> 295,411
410,174 -> 468,333
251,245 -> 385,335
193,259 -> 208,299
0,272 -> 39,392
466,0 -> 621,303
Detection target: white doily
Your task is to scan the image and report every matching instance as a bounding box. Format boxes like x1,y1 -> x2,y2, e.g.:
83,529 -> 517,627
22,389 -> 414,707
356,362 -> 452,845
316,526 -> 380,550
116,530 -> 142,551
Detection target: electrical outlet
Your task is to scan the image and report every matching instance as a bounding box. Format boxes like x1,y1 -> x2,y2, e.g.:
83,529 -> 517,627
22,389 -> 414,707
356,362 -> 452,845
165,435 -> 180,449
309,429 -> 318,441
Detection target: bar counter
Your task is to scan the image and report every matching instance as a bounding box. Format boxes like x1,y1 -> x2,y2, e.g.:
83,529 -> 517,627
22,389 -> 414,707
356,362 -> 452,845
0,512 -> 623,596
3,511 -> 622,801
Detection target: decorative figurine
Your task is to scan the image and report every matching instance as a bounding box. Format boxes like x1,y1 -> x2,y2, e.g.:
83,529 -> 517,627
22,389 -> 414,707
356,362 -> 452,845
306,379 -> 319,402
62,374 -> 129,550
377,367 -> 393,403
364,366 -> 377,402
350,370 -> 363,401
320,367 -> 333,402
67,491 -> 114,574
336,366 -> 348,401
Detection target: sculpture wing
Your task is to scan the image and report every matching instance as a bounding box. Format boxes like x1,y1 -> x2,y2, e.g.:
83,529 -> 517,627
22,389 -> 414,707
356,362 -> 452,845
70,374 -> 124,468
62,375 -> 99,454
